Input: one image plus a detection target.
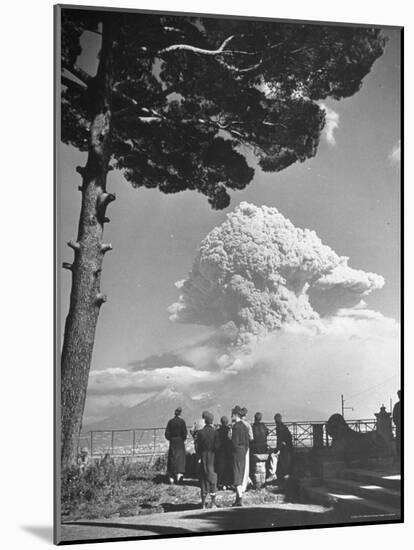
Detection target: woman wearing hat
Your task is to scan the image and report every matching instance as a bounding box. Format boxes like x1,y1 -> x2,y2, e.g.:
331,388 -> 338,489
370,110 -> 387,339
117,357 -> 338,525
196,411 -> 220,508
165,407 -> 187,484
252,412 -> 269,454
216,416 -> 233,489
230,405 -> 250,506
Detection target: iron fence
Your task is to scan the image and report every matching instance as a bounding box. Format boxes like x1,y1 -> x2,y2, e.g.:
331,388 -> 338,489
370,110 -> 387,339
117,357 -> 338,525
265,419 -> 386,449
77,427 -> 185,464
78,417 -> 394,462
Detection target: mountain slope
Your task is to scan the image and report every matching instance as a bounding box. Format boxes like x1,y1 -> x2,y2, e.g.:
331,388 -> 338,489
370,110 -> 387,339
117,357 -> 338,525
84,388 -> 224,430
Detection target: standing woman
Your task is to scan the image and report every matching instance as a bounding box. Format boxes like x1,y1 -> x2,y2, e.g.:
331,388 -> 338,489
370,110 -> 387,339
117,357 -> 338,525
252,412 -> 269,454
165,407 -> 187,484
216,416 -> 233,489
231,405 -> 250,506
240,407 -> 253,491
196,411 -> 220,509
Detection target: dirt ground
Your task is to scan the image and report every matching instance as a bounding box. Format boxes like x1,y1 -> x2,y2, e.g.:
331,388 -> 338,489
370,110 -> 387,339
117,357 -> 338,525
60,501 -> 340,543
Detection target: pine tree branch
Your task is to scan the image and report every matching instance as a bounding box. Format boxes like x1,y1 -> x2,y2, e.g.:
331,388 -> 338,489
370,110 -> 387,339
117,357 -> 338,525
114,100 -> 279,140
113,88 -> 176,119
98,192 -> 116,214
62,64 -> 93,86
159,36 -> 263,74
159,34 -> 237,55
116,114 -> 163,124
100,243 -> 113,254
208,120 -> 245,139
121,111 -> 247,140
113,106 -> 163,121
115,106 -> 280,143
95,293 -> 107,306
113,86 -> 139,108
138,116 -> 163,123
221,60 -> 263,74
158,34 -> 272,74
61,75 -> 87,90
162,26 -> 183,34
61,73 -> 151,120
67,240 -> 81,251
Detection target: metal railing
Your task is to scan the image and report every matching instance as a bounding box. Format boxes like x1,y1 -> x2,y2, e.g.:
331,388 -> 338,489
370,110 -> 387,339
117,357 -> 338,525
77,427 -> 179,464
265,419 -> 383,449
78,418 -> 391,461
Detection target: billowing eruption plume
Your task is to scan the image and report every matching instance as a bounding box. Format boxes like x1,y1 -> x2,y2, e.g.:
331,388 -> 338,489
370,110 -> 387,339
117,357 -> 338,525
169,202 -> 384,345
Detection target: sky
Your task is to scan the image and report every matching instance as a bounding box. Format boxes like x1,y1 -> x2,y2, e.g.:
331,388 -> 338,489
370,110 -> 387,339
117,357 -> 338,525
58,22 -> 401,424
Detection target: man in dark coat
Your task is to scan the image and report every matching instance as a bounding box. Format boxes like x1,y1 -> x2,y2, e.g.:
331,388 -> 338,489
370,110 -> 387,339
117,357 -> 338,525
165,407 -> 187,484
252,412 -> 269,454
216,416 -> 233,489
393,389 -> 401,458
191,410 -> 208,446
196,411 -> 220,508
231,405 -> 250,506
274,413 -> 293,481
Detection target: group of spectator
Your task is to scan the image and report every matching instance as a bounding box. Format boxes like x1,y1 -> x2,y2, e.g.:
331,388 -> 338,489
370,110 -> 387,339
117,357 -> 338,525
75,389 -> 401,510
164,406 -> 293,508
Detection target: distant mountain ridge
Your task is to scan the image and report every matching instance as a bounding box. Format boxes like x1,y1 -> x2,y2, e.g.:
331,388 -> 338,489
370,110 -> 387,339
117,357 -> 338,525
84,388 -> 224,431
84,383 -> 327,432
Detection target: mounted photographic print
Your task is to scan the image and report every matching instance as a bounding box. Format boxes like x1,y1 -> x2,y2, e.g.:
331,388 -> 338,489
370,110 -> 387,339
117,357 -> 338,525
54,4 -> 403,545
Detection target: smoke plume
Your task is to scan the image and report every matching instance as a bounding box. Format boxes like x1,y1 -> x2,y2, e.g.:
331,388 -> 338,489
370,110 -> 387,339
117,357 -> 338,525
166,202 -> 399,419
169,202 -> 384,346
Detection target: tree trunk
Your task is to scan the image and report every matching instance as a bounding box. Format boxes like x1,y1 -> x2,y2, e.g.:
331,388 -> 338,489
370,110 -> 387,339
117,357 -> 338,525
61,19 -> 114,469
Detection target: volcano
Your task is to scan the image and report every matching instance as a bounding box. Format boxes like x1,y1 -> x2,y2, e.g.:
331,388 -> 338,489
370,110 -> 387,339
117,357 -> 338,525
84,387 -> 225,430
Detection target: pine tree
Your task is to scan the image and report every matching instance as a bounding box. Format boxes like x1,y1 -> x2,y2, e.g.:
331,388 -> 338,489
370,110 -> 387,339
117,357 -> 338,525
59,6 -> 386,468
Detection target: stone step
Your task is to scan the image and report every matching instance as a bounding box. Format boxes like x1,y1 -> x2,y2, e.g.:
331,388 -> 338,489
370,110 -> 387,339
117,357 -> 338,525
340,468 -> 401,491
325,477 -> 401,508
302,485 -> 400,520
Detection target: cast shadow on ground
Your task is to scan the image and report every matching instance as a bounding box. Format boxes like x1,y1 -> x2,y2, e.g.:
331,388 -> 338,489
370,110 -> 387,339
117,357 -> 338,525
63,520 -> 192,536
161,502 -> 201,512
21,525 -> 54,543
62,506 -> 340,540
184,505 -> 339,531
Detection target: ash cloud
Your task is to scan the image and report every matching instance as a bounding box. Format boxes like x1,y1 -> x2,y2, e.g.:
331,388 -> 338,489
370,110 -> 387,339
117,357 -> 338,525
212,310 -> 399,420
169,202 -> 384,346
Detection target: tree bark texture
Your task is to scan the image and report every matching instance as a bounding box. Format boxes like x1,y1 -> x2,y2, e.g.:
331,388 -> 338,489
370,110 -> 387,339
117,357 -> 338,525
61,19 -> 114,469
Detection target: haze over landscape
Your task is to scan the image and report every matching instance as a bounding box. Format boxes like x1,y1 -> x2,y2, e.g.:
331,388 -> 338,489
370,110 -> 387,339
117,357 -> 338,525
59,28 -> 401,430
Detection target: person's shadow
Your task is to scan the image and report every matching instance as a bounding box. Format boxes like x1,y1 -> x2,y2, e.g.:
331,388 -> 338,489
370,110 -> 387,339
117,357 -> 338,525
21,525 -> 53,543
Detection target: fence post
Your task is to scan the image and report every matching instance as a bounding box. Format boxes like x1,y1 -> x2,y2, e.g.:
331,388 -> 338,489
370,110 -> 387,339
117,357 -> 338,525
111,431 -> 114,456
132,430 -> 135,456
312,424 -> 324,449
90,431 -> 94,457
151,428 -> 157,466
